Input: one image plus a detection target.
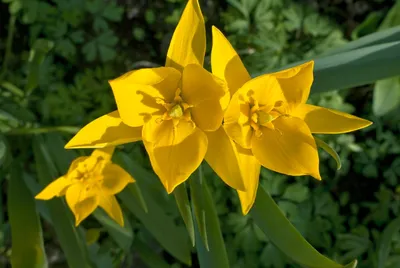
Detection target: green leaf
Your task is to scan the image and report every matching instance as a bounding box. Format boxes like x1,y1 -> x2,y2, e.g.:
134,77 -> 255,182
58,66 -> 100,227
114,152 -> 192,265
377,217 -> 400,268
315,136 -> 342,170
26,39 -> 54,94
174,183 -> 195,246
132,236 -> 170,268
351,12 -> 384,40
8,164 -> 47,268
33,135 -> 93,268
251,185 -> 357,268
373,76 -> 400,116
194,166 -> 230,268
92,209 -> 133,252
311,41 -> 400,93
379,1 -> 400,31
282,183 -> 309,203
321,25 -> 400,56
189,169 -> 209,250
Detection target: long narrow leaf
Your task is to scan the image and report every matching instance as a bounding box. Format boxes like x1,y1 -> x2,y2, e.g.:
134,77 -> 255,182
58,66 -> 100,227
194,166 -> 230,268
174,183 -> 195,246
114,152 -> 192,265
133,237 -> 171,268
251,185 -> 357,268
8,164 -> 47,268
33,135 -> 92,268
377,217 -> 400,268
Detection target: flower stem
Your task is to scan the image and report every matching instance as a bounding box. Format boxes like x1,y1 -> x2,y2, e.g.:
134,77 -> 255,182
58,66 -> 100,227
0,15 -> 17,82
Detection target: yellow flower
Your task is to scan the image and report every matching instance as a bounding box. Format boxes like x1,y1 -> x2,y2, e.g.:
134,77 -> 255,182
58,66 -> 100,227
35,147 -> 135,226
207,27 -> 373,214
64,0 -> 230,194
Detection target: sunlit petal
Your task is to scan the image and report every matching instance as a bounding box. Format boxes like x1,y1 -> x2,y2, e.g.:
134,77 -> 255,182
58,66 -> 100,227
91,147 -> 115,161
211,26 -> 251,96
65,184 -> 99,226
65,111 -> 142,149
292,104 -> 373,134
251,116 -> 321,179
98,195 -> 124,227
165,0 -> 205,71
35,176 -> 71,200
270,61 -> 314,105
236,145 -> 261,215
142,117 -> 196,147
110,67 -> 181,127
223,92 -> 252,149
205,127 -> 246,191
144,128 -> 207,193
100,163 -> 135,195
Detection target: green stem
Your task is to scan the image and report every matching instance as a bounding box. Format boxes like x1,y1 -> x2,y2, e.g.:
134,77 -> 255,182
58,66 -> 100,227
0,16 -> 17,82
6,126 -> 80,135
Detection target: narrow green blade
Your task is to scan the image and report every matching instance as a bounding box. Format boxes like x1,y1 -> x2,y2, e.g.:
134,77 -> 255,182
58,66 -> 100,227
92,209 -> 134,252
33,135 -> 92,268
133,236 -> 171,268
8,164 -> 47,268
251,185 -> 357,268
314,136 -> 342,170
114,152 -> 192,265
194,166 -> 229,268
174,183 -> 195,246
189,168 -> 209,250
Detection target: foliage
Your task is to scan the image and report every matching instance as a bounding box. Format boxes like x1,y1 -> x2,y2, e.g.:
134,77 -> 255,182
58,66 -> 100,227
1,0 -> 400,267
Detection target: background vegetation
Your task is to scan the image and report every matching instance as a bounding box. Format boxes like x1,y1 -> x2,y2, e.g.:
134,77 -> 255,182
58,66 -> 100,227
1,0 -> 400,267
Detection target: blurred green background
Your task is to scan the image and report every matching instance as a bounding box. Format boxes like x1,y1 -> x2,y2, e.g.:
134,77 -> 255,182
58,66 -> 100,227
1,0 -> 400,267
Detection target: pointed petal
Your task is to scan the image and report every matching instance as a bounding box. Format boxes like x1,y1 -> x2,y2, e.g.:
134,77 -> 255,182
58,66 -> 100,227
270,61 -> 314,105
65,111 -> 142,149
144,128 -> 207,193
205,127 -> 246,191
35,176 -> 71,200
211,26 -> 251,95
166,0 -> 205,72
65,184 -> 99,226
142,117 -> 196,148
223,92 -> 252,149
110,67 -> 181,127
251,116 -> 321,179
236,145 -> 261,215
91,147 -> 115,161
181,64 -> 227,131
100,163 -> 135,195
292,104 -> 373,134
99,195 -> 124,226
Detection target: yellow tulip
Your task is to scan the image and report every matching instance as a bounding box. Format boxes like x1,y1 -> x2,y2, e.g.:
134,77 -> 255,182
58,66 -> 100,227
35,147 -> 135,226
208,26 -> 372,214
64,0 -> 230,194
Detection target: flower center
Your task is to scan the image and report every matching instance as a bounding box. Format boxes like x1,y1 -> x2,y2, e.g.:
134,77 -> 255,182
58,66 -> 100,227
249,99 -> 285,138
156,88 -> 193,124
69,157 -> 105,186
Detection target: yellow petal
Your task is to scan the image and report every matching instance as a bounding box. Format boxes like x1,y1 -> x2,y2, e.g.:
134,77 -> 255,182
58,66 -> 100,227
270,61 -> 314,105
110,67 -> 181,127
35,176 -> 71,200
211,26 -> 251,96
181,64 -> 227,131
165,0 -> 205,72
65,111 -> 142,149
143,128 -> 208,193
67,156 -> 88,173
240,73 -> 284,107
251,116 -> 321,179
236,145 -> 261,215
205,127 -> 246,191
91,147 -> 115,161
142,117 -> 196,147
100,163 -> 135,195
223,92 -> 252,149
65,184 -> 99,226
98,195 -> 124,227
292,104 -> 373,134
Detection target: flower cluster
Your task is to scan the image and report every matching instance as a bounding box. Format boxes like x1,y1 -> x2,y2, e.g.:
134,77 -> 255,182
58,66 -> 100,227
37,0 -> 372,225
